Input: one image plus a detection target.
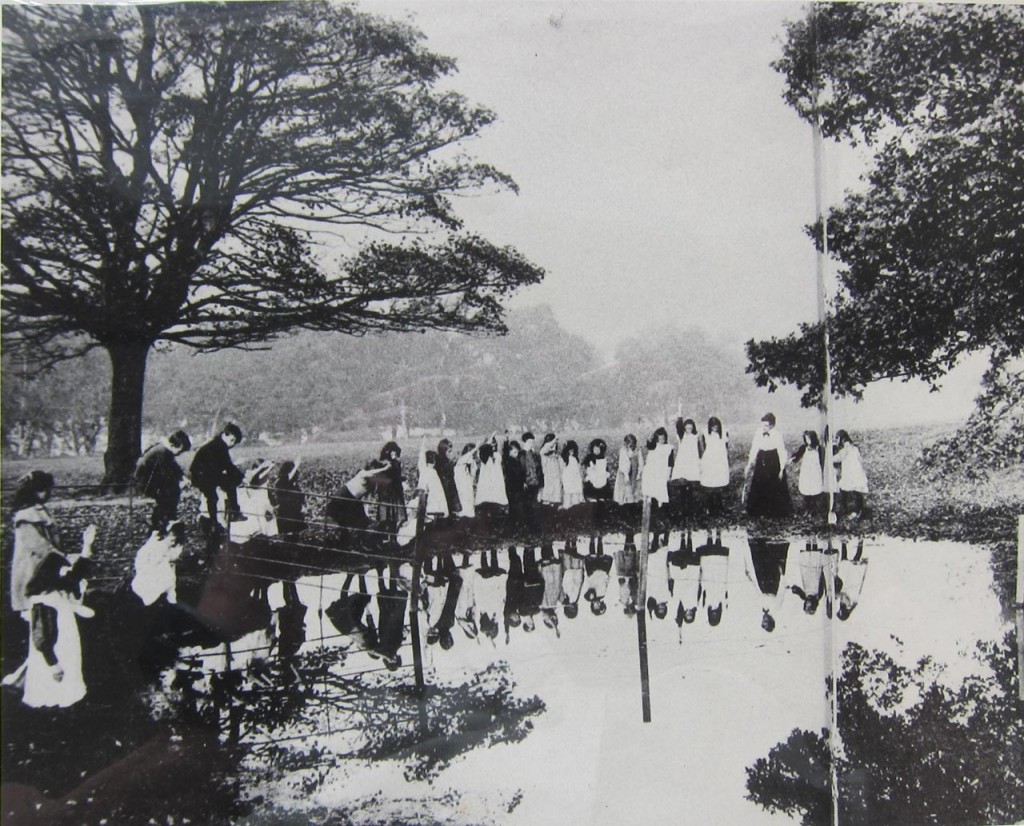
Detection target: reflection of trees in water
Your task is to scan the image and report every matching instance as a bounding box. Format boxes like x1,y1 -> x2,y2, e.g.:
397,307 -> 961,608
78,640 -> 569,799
176,645 -> 545,790
746,633 -> 1024,826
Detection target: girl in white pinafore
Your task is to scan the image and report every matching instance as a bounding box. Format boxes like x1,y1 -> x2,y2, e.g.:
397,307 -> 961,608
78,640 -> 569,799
791,430 -> 825,515
560,440 -> 584,509
833,430 -> 869,517
5,472 -> 97,709
454,444 -> 478,518
641,427 -> 673,506
671,418 -> 702,483
132,522 -> 185,606
417,441 -> 450,520
699,417 -> 730,515
475,439 -> 508,507
613,434 -> 644,504
538,434 -> 563,505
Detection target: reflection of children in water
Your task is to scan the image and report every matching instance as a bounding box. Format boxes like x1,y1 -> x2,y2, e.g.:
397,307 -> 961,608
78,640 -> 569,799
424,552 -> 463,650
475,549 -> 507,642
743,536 -> 791,633
372,564 -> 409,669
539,544 -> 562,633
454,552 -> 478,640
583,538 -> 613,616
695,531 -> 730,627
645,532 -> 672,620
560,540 -> 585,619
614,535 -> 639,616
668,530 -> 700,630
790,540 -> 825,614
832,539 -> 868,620
504,547 -> 543,640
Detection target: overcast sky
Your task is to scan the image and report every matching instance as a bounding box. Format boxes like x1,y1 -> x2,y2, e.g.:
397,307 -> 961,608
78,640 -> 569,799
364,0 -> 982,425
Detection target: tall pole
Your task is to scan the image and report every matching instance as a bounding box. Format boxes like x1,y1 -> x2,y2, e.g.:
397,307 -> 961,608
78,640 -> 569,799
813,104 -> 836,524
637,497 -> 653,723
810,8 -> 839,826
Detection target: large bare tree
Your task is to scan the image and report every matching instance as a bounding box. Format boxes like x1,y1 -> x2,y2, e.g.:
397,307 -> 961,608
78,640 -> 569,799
2,1 -> 543,484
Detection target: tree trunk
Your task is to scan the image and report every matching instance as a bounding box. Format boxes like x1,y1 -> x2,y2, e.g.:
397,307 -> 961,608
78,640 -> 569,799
103,341 -> 152,489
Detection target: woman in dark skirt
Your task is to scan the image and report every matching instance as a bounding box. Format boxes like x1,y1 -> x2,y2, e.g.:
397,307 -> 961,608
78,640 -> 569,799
743,413 -> 792,517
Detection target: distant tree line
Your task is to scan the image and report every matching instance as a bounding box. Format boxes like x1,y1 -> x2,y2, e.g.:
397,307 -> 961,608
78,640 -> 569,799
1,307 -> 765,454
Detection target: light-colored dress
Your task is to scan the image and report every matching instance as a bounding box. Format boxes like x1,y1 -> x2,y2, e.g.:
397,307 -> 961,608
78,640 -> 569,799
560,553 -> 585,606
224,484 -> 279,542
700,431 -> 730,489
475,456 -> 508,506
561,456 -> 584,508
646,549 -> 672,608
454,452 -> 477,517
797,446 -> 824,496
23,591 -> 89,708
641,442 -> 674,504
671,433 -> 701,482
614,446 -> 644,504
418,449 -> 450,517
835,444 -> 868,492
539,441 -> 563,505
132,530 -> 184,606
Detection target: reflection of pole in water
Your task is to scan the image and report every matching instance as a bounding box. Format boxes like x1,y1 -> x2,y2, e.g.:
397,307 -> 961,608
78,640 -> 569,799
637,497 -> 652,723
1017,516 -> 1023,701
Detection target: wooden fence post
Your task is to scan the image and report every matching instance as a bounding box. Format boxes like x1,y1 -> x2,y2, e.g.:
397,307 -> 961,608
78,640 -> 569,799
637,497 -> 652,723
408,492 -> 429,699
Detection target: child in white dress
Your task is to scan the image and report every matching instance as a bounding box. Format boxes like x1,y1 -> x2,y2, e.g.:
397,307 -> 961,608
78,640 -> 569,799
833,430 -> 868,518
560,440 -> 584,509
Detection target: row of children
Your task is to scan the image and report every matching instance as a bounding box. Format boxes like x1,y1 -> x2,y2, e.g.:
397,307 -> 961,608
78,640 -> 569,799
129,415 -> 870,552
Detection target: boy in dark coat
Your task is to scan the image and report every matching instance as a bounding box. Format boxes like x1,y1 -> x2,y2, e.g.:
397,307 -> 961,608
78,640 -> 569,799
189,424 -> 245,531
135,429 -> 191,534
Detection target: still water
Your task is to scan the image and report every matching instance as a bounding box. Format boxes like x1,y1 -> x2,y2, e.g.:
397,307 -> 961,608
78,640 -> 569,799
162,529 -> 1007,825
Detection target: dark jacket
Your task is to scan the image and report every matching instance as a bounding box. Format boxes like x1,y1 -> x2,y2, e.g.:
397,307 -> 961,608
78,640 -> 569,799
521,449 -> 544,488
135,443 -> 183,500
190,436 -> 241,492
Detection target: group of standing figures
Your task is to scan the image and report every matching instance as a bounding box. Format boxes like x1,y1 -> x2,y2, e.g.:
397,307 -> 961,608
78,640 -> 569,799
744,413 -> 869,521
132,414 -> 870,548
1,414 -> 869,710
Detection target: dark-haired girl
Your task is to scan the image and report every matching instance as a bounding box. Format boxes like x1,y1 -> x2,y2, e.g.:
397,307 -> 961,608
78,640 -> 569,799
454,444 -> 478,518
370,441 -> 405,535
641,427 -> 673,507
791,430 -> 825,514
5,472 -> 96,707
669,417 -> 701,519
613,434 -> 644,504
435,439 -> 460,516
538,434 -> 562,506
699,417 -> 730,516
582,438 -> 611,501
834,430 -> 868,518
560,440 -> 584,509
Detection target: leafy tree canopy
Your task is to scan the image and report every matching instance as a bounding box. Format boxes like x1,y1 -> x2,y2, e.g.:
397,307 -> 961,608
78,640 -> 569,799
1,2 -> 543,481
745,3 -> 1024,408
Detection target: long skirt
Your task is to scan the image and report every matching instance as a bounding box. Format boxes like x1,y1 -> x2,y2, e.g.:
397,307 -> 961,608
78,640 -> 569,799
747,449 -> 792,517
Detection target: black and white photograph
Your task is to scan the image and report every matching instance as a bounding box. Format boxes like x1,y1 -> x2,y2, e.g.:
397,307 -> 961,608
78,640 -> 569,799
2,1 -> 1023,824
